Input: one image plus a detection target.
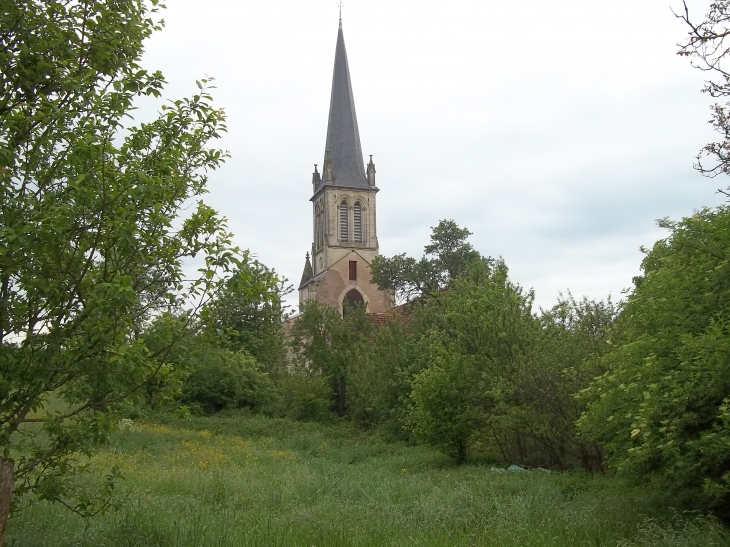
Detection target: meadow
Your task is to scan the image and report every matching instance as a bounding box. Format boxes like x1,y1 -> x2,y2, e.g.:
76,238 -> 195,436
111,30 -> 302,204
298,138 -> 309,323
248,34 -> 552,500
6,413 -> 730,547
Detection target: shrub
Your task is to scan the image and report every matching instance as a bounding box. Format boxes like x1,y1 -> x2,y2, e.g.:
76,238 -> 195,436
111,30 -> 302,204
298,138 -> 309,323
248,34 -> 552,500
182,346 -> 274,414
276,373 -> 332,422
579,207 -> 730,519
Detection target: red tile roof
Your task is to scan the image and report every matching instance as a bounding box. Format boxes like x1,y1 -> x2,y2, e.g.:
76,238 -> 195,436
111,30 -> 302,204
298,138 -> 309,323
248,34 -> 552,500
367,302 -> 411,327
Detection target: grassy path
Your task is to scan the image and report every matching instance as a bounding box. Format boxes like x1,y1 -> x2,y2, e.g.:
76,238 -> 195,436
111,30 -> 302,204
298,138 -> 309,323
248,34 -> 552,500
7,414 -> 730,546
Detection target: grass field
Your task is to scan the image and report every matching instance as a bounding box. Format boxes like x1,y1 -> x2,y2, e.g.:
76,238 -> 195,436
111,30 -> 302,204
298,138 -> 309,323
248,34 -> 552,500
6,413 -> 730,547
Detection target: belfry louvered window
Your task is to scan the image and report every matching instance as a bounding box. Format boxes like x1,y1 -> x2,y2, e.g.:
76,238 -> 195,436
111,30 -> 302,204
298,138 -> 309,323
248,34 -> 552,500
340,201 -> 348,242
353,202 -> 362,243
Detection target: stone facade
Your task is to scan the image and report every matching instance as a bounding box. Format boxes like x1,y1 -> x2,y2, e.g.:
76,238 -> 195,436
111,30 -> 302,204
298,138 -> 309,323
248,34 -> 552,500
300,249 -> 392,316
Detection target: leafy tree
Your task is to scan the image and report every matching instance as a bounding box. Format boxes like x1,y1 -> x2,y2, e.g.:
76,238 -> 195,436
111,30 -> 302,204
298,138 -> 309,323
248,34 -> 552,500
141,313 -> 277,416
409,333 -> 485,462
0,0 -> 236,534
288,300 -> 372,415
348,319 -> 421,435
407,259 -> 535,462
424,220 -> 481,281
371,220 -> 480,303
498,294 -> 616,469
578,207 -> 730,519
138,311 -> 194,409
200,259 -> 291,376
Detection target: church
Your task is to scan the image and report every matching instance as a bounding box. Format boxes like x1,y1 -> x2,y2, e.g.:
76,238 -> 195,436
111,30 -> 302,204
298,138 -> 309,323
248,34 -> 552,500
297,19 -> 393,317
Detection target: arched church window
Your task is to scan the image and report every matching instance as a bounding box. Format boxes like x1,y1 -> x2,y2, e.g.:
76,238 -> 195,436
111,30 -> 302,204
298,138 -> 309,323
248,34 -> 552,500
340,201 -> 348,242
315,200 -> 325,250
353,202 -> 362,243
343,289 -> 365,317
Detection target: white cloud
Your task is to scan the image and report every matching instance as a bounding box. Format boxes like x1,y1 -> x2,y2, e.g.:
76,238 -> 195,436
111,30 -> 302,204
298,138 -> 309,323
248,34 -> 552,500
137,0 -> 726,311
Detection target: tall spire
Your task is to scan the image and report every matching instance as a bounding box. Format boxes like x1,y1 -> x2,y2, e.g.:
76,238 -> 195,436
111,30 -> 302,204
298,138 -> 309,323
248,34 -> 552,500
323,19 -> 368,188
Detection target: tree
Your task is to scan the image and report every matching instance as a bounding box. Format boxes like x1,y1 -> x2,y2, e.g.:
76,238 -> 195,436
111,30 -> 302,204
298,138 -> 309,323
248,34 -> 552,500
200,259 -> 291,376
578,207 -> 730,519
409,333 -> 486,462
407,258 -> 536,462
288,300 -> 372,415
370,220 -> 480,303
677,0 -> 730,193
141,311 -> 277,415
347,319 -> 419,435
0,0 -> 236,537
501,294 -> 616,470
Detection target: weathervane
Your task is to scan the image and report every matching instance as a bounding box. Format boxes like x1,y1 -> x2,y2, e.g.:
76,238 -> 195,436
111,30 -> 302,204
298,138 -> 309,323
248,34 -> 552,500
337,1 -> 343,21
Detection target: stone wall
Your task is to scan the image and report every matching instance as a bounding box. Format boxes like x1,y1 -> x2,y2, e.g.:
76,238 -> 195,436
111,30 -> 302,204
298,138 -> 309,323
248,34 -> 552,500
303,250 -> 392,315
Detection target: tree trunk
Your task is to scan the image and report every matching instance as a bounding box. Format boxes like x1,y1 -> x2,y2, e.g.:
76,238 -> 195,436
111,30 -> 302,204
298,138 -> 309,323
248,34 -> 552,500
0,458 -> 13,547
335,376 -> 346,415
455,438 -> 467,463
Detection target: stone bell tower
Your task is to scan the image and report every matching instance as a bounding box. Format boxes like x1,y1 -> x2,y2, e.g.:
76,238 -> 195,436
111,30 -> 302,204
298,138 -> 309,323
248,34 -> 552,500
298,18 -> 393,316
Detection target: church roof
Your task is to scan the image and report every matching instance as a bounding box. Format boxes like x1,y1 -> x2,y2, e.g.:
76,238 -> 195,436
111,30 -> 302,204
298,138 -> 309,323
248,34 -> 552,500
368,302 -> 411,327
323,21 -> 368,188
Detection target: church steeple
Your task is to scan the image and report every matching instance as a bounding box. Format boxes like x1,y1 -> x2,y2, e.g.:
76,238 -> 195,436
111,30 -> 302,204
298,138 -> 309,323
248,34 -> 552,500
297,19 -> 393,316
323,21 -> 368,188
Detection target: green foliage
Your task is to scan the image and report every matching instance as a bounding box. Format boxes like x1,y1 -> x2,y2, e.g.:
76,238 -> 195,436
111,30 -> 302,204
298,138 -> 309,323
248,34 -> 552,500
492,293 -> 616,469
347,320 -> 420,435
330,219 -> 618,475
288,300 -> 372,415
409,334 -> 484,461
360,222 -> 616,469
579,207 -> 730,518
275,372 -> 332,422
139,313 -> 194,409
0,0 -> 236,516
371,219 -> 480,303
424,220 -> 481,281
408,258 -> 536,462
200,260 -> 291,376
181,346 -> 274,414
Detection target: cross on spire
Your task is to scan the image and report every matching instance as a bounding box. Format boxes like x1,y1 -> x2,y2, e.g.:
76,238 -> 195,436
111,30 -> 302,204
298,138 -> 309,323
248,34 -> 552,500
338,1 -> 343,27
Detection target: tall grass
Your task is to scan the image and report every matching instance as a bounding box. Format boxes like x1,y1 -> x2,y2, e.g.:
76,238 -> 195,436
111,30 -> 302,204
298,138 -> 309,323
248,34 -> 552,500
7,413 -> 730,546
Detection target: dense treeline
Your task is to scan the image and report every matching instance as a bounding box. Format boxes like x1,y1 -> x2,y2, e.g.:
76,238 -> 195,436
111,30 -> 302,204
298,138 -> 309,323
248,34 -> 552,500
286,222 -> 616,473
159,212 -> 730,522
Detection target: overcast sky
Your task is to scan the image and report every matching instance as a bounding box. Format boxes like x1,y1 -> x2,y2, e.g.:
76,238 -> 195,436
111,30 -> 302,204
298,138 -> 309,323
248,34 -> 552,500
138,0 -> 725,312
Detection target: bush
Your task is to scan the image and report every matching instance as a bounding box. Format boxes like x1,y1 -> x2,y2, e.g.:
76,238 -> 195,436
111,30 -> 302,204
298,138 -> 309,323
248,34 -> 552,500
276,373 -> 332,422
579,207 -> 730,519
182,346 -> 275,414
